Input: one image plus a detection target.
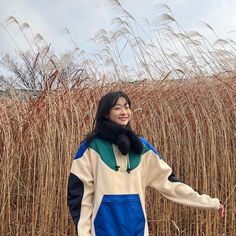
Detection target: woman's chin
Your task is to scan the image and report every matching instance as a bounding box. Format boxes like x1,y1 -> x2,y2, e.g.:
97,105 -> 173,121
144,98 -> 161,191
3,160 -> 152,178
116,121 -> 128,126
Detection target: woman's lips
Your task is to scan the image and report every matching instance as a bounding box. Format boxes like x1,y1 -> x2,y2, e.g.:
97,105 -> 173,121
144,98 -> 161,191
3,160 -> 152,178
119,117 -> 128,121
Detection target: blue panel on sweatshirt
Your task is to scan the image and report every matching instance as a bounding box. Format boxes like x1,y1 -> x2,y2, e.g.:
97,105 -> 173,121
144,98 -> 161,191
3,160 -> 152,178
139,137 -> 162,159
94,194 -> 145,236
74,141 -> 88,159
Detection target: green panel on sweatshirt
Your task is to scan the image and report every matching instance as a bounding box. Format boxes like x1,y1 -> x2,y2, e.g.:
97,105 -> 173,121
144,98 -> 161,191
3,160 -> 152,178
90,138 -> 117,171
90,138 -> 144,171
142,142 -> 151,154
128,151 -> 141,170
129,141 -> 150,169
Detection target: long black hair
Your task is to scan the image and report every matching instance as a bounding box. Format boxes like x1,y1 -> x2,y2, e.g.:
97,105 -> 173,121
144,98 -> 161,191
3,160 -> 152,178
84,91 -> 132,143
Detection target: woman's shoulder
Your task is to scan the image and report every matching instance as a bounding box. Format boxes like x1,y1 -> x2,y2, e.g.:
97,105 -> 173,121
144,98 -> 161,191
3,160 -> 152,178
74,140 -> 89,160
139,137 -> 161,157
73,137 -> 106,160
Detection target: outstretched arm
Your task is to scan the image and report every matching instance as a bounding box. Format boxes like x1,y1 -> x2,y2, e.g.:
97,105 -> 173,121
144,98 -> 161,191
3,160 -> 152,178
143,150 -> 221,210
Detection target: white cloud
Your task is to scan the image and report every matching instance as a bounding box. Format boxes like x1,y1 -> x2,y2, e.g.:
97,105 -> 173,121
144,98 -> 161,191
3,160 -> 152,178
0,0 -> 236,56
203,0 -> 236,36
0,0 -> 59,53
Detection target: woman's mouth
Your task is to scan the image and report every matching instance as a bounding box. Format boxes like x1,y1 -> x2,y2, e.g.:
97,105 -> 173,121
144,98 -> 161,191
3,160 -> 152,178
119,117 -> 128,121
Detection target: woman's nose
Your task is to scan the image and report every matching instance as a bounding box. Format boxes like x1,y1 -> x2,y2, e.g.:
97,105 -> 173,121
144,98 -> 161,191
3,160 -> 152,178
120,107 -> 126,114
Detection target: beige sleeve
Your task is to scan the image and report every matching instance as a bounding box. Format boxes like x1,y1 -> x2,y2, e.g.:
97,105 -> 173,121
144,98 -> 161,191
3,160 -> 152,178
69,148 -> 94,235
144,151 -> 220,210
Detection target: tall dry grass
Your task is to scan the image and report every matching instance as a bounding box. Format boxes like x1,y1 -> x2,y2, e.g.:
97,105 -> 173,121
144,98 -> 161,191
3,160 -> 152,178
0,77 -> 235,235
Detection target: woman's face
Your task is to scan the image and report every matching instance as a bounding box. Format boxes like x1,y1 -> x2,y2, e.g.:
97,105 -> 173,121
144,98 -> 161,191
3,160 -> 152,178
108,97 -> 131,126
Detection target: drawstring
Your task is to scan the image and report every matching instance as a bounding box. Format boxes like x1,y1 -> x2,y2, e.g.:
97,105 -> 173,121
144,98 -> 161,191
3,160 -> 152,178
127,167 -> 131,174
126,155 -> 131,174
114,155 -> 131,174
115,165 -> 120,171
114,153 -> 120,171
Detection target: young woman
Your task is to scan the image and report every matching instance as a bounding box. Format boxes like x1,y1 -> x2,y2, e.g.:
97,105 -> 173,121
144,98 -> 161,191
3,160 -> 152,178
67,91 -> 224,236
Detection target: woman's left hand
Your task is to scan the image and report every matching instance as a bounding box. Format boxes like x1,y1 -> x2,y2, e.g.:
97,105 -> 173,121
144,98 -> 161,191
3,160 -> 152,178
218,204 -> 225,218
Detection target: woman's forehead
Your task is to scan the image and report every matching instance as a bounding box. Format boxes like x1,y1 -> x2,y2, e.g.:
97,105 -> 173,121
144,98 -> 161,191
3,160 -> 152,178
115,97 -> 129,105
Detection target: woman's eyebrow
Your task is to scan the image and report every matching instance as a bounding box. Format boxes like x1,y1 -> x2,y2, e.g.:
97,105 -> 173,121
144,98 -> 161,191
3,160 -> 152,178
114,103 -> 129,107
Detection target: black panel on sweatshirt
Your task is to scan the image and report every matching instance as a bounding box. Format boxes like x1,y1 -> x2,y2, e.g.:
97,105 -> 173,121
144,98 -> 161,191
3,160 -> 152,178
67,173 -> 84,226
168,172 -> 184,183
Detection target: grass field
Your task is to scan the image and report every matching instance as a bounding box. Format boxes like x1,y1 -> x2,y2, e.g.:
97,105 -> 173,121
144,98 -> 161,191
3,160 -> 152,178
0,77 -> 235,235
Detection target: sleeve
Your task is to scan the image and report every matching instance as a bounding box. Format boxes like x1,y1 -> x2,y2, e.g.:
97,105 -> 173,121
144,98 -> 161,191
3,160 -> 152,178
67,142 -> 94,235
143,142 -> 220,210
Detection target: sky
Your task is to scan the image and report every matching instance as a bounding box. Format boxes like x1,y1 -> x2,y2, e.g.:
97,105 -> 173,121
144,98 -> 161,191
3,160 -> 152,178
1,0 -> 236,57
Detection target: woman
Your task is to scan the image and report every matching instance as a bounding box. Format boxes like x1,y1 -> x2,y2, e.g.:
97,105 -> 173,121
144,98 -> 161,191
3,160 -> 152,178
67,91 -> 224,236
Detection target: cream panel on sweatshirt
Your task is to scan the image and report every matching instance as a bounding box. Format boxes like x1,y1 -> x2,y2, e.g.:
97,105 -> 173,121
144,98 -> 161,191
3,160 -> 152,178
89,148 -> 148,235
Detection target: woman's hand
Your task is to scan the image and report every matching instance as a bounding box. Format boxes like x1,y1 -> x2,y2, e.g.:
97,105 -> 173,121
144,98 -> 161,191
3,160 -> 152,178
218,204 -> 225,218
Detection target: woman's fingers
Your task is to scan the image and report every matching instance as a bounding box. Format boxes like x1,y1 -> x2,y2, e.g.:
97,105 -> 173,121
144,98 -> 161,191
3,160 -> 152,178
219,204 -> 225,218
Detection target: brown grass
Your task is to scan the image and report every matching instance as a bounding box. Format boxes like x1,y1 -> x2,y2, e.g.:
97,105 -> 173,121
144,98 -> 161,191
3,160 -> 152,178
0,76 -> 235,235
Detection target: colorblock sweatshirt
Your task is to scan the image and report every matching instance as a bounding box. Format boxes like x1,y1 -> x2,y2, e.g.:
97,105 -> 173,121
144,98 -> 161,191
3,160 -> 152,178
67,137 -> 220,236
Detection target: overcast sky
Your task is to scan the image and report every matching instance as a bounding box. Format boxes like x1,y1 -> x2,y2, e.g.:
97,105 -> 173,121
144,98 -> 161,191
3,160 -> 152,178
1,0 -> 236,56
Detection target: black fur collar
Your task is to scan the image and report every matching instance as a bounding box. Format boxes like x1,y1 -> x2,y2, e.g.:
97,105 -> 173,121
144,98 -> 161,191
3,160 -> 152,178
97,120 -> 143,155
